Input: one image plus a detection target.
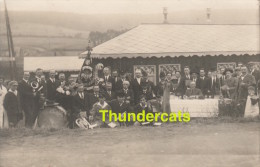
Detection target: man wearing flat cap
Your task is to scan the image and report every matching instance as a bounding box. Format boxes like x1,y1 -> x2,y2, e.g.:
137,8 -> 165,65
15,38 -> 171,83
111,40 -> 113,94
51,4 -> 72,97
4,81 -> 22,127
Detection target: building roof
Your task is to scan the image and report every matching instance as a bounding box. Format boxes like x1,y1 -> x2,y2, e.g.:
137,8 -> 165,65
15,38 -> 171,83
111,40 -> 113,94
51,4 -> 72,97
81,24 -> 260,59
24,56 -> 83,72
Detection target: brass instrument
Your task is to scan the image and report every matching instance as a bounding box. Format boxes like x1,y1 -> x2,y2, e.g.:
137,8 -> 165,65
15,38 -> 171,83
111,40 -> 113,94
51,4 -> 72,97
31,81 -> 43,93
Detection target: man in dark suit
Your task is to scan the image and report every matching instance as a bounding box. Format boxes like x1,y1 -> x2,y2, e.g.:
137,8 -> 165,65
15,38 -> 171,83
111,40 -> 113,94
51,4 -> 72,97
236,66 -> 256,117
109,92 -> 130,114
4,81 -> 22,127
185,81 -> 203,98
18,72 -> 35,128
250,64 -> 260,86
141,71 -> 155,95
140,85 -> 153,101
102,67 -> 113,84
121,80 -> 134,105
191,71 -> 200,88
111,70 -> 123,92
30,68 -> 45,94
72,84 -> 89,128
179,66 -> 192,94
56,73 -> 71,110
197,68 -> 210,97
46,69 -> 60,102
131,69 -> 143,104
208,70 -> 220,98
171,71 -> 183,96
103,82 -> 116,102
237,66 -> 256,101
86,85 -> 101,111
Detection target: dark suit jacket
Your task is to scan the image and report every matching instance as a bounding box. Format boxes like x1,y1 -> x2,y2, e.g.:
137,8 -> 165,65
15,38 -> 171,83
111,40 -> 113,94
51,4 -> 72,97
171,77 -> 184,96
46,78 -> 60,101
72,92 -> 89,115
237,74 -> 256,100
102,75 -> 113,84
103,91 -> 116,102
121,89 -> 134,104
86,93 -> 100,111
179,75 -> 192,94
134,103 -> 153,116
185,88 -> 203,97
131,78 -> 143,104
141,80 -> 156,94
197,77 -> 210,95
17,80 -> 34,110
108,99 -> 130,114
111,77 -> 123,92
251,70 -> 260,85
3,91 -> 21,125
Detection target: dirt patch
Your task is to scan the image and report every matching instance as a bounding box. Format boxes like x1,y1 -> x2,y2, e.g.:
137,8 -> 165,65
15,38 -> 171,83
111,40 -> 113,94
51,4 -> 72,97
0,122 -> 259,167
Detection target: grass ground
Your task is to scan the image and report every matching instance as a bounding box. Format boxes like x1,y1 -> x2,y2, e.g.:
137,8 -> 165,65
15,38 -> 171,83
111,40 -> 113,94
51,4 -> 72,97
0,118 -> 259,167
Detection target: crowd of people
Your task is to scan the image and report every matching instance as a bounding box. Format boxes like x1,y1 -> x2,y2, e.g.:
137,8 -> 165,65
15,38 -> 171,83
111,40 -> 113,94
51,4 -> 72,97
0,62 -> 259,129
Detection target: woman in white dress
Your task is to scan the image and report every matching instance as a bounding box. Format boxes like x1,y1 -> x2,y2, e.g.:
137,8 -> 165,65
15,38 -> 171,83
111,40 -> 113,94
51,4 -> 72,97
0,77 -> 8,128
244,86 -> 259,118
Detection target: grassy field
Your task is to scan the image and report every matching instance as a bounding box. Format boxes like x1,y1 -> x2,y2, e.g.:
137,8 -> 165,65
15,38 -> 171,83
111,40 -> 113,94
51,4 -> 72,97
0,118 -> 259,167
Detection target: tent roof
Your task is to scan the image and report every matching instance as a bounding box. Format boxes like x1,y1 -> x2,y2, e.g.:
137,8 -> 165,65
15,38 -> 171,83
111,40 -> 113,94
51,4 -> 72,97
81,24 -> 260,59
24,56 -> 83,72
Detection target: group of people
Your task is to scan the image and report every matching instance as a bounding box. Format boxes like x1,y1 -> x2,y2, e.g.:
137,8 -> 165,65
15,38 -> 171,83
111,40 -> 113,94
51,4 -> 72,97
0,62 -> 259,129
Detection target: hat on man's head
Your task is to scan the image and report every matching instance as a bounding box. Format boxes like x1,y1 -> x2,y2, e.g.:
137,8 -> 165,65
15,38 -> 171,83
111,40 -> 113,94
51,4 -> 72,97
9,81 -> 18,87
82,66 -> 92,71
142,70 -> 148,77
223,68 -> 233,75
248,86 -> 255,91
190,70 -> 198,75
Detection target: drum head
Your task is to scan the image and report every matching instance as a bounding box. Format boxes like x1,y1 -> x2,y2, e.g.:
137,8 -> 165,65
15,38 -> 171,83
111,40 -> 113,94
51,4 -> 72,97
37,106 -> 68,128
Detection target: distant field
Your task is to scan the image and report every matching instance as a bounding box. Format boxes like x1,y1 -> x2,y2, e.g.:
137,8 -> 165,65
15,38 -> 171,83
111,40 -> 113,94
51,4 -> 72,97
0,23 -> 89,38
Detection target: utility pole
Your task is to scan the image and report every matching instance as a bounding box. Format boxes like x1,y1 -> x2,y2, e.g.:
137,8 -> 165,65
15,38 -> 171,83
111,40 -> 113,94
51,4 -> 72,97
4,0 -> 16,80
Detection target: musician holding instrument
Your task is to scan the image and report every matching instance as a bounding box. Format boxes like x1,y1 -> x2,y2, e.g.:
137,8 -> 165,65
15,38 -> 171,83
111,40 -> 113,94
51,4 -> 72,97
221,68 -> 238,100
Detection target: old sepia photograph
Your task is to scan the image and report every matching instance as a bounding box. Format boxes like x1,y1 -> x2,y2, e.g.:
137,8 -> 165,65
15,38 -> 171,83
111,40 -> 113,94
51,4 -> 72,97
0,0 -> 260,166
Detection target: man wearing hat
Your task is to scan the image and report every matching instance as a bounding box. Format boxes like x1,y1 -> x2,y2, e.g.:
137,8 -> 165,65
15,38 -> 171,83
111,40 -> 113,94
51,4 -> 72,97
221,68 -> 238,100
237,66 -> 256,101
18,72 -> 36,128
3,81 -> 22,127
190,70 -> 199,88
141,71 -> 155,95
80,66 -> 95,93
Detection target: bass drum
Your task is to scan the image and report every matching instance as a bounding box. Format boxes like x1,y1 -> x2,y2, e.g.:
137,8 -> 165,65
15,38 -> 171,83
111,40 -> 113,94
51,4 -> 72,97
37,105 -> 68,129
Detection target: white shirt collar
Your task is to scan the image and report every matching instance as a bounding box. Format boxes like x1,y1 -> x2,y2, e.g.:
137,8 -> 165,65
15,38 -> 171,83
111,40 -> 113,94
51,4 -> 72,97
97,101 -> 108,108
9,89 -> 17,96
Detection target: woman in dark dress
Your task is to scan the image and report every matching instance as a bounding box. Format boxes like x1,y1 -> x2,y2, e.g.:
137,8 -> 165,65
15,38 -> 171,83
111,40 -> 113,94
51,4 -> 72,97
3,81 -> 21,127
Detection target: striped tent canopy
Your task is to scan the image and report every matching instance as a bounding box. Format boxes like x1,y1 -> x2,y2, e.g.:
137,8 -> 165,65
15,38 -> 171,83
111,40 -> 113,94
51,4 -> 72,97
81,24 -> 260,59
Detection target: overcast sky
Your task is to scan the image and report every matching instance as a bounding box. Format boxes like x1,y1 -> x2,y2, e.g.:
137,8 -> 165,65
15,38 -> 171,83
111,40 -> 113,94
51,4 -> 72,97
1,0 -> 259,14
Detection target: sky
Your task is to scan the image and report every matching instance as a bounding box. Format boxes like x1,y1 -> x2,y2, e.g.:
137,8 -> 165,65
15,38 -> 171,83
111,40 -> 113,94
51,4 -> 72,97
1,0 -> 259,14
